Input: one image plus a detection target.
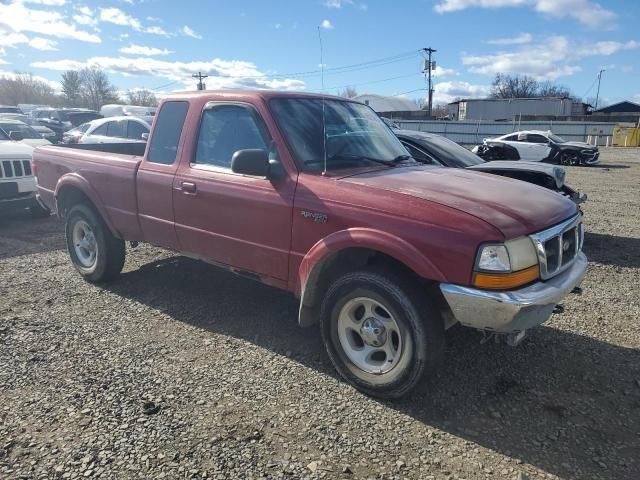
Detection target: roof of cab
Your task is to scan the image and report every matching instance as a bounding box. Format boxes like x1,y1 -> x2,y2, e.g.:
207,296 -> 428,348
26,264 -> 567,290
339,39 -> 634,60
162,89 -> 354,103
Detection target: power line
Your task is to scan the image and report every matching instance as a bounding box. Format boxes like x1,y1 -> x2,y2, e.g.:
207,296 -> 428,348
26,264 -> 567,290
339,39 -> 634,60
192,71 -> 208,91
149,49 -> 422,90
317,71 -> 422,93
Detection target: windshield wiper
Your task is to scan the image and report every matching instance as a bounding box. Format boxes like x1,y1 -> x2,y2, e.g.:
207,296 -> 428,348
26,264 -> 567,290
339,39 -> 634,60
328,153 -> 396,166
389,154 -> 412,164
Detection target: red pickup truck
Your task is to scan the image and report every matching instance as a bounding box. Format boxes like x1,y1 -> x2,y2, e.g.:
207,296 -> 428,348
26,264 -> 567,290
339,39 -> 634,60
34,91 -> 587,398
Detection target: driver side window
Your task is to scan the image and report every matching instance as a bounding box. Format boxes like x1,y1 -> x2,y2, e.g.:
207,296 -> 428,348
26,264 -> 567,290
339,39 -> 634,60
401,141 -> 433,163
194,104 -> 270,169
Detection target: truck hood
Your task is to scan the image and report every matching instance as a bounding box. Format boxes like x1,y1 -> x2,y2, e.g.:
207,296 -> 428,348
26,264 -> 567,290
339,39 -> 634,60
340,166 -> 577,238
467,161 -> 565,188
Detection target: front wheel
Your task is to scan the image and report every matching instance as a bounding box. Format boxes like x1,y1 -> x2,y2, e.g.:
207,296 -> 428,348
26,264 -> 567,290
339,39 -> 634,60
65,204 -> 125,282
320,269 -> 444,399
559,151 -> 578,166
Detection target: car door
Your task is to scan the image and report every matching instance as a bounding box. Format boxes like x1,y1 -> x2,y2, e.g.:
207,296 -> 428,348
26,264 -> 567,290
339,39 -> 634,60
499,133 -> 534,160
136,101 -> 190,250
83,121 -> 111,144
172,102 -> 295,281
525,133 -> 552,161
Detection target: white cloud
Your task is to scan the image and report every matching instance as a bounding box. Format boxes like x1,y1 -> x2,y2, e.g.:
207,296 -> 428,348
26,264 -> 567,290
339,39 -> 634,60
434,0 -> 616,28
433,80 -> 492,104
0,32 -> 58,51
324,0 -> 353,7
99,7 -> 141,30
432,65 -> 457,77
462,36 -> 638,81
0,2 -> 101,43
22,0 -> 66,5
487,32 -> 532,45
31,56 -> 306,91
321,19 -> 334,29
28,37 -> 58,51
119,44 -> 173,56
145,26 -> 171,36
182,25 -> 202,39
577,40 -> 639,56
77,6 -> 93,16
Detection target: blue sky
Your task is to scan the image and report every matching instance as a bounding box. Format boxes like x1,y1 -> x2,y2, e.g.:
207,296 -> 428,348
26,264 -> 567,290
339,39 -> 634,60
0,0 -> 638,105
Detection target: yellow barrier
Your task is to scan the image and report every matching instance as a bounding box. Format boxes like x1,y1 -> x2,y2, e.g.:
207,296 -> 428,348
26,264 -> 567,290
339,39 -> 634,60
612,126 -> 640,147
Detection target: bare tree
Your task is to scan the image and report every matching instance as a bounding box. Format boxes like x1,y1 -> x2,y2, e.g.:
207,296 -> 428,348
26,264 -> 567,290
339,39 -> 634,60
126,89 -> 158,107
490,74 -> 574,99
61,70 -> 83,107
538,81 -> 572,98
79,67 -> 120,110
0,73 -> 61,106
337,87 -> 358,98
413,97 -> 426,110
490,74 -> 539,98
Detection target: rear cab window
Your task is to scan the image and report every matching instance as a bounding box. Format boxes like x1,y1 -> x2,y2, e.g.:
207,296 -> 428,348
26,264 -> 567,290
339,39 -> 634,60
147,101 -> 189,165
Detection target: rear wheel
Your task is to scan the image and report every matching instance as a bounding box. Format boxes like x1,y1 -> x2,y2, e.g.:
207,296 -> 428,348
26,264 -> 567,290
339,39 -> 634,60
65,204 -> 125,282
320,269 -> 444,399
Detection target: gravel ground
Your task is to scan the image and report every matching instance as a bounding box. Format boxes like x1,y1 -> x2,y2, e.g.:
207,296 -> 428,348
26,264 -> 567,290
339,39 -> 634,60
1,149 -> 639,480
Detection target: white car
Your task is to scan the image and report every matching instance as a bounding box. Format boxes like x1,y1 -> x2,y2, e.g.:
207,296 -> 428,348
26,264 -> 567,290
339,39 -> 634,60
100,104 -> 156,117
79,116 -> 151,144
0,119 -> 52,147
0,130 -> 49,217
473,130 -> 600,165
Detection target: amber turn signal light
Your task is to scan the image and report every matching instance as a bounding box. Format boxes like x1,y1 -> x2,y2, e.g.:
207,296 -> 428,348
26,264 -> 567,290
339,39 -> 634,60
472,265 -> 539,290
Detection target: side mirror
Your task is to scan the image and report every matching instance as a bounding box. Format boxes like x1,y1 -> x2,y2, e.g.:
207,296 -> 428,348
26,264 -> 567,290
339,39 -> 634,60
9,131 -> 24,141
231,149 -> 270,177
141,132 -> 149,140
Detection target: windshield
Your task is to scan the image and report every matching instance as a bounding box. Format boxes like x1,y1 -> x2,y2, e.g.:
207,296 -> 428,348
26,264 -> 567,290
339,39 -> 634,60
412,134 -> 484,167
0,123 -> 41,139
549,133 -> 567,143
270,98 -> 411,171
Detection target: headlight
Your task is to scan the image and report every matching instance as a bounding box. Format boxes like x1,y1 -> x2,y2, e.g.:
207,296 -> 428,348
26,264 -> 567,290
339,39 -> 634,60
473,237 -> 539,289
477,245 -> 510,271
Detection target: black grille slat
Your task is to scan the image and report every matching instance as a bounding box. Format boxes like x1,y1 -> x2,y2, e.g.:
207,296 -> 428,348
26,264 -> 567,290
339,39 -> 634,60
23,160 -> 32,176
544,238 -> 560,273
12,160 -> 23,177
2,161 -> 13,178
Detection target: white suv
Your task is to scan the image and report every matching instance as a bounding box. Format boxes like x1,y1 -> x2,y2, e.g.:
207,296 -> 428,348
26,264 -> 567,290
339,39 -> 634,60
0,130 -> 49,217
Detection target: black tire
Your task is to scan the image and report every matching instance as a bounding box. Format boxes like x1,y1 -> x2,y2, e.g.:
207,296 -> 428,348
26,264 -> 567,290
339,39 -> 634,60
559,151 -> 577,166
65,203 -> 125,282
320,269 -> 444,399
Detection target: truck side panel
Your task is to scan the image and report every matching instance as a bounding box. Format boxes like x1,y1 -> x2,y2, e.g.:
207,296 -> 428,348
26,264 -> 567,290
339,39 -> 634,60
34,145 -> 143,240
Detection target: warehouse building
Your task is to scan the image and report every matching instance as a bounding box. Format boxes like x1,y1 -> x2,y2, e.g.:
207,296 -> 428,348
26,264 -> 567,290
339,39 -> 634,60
351,94 -> 420,114
447,97 -> 590,121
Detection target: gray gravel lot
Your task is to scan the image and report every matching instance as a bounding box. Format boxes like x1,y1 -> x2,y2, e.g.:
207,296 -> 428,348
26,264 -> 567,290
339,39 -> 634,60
1,149 -> 639,480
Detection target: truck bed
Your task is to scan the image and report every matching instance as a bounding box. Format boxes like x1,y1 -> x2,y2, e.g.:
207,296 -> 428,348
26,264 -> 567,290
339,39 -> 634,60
33,143 -> 144,239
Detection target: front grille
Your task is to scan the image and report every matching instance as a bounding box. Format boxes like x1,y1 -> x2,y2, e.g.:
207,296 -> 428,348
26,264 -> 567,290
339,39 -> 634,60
0,159 -> 32,179
530,215 -> 583,280
580,149 -> 597,159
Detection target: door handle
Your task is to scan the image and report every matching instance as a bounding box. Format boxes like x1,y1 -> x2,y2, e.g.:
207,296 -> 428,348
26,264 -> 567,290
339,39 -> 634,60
181,181 -> 197,194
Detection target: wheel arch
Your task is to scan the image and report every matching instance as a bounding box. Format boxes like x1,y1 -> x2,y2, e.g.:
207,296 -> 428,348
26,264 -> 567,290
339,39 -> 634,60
297,228 -> 447,327
55,174 -> 119,237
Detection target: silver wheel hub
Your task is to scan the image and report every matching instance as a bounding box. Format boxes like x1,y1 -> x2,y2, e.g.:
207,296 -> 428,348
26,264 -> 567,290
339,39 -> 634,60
360,317 -> 387,347
337,297 -> 403,375
72,220 -> 98,268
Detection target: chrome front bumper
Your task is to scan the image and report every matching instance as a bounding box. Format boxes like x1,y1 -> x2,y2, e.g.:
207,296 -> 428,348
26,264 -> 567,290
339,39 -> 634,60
439,252 -> 587,333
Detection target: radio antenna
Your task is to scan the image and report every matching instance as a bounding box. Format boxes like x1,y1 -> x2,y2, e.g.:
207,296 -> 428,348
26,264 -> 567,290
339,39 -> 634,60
318,26 -> 327,175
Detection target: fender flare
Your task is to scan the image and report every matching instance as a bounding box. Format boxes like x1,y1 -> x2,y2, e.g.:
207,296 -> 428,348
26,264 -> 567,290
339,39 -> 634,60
54,173 -> 119,236
296,228 -> 447,326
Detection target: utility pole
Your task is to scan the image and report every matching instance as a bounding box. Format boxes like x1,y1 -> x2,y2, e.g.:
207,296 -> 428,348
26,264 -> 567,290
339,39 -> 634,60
192,71 -> 208,91
594,69 -> 605,110
422,47 -> 437,118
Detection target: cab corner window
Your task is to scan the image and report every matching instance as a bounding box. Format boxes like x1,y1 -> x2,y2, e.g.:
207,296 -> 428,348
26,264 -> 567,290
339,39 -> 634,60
194,104 -> 269,169
148,101 -> 189,165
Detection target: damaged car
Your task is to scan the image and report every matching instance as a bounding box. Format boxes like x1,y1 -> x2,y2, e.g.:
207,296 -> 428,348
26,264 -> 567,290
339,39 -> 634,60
395,129 -> 586,204
472,130 -> 600,166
